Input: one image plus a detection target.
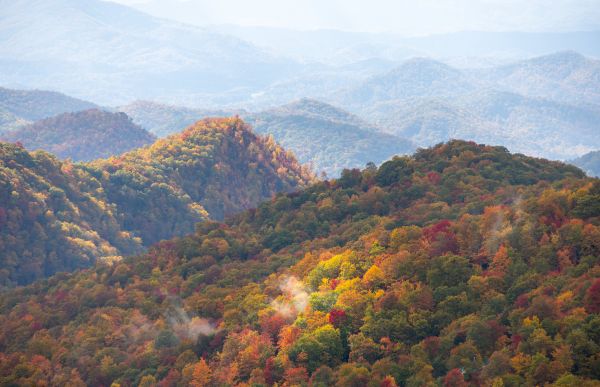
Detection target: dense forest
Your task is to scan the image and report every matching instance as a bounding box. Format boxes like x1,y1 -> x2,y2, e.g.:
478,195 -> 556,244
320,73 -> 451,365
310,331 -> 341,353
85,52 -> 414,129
1,140 -> 598,386
0,117 -> 312,286
1,109 -> 156,161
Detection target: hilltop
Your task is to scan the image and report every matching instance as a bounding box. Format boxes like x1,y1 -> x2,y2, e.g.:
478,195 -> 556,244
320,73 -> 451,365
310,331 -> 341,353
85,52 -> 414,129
0,117 -> 312,286
1,109 -> 156,161
0,140 -> 597,386
0,86 -> 98,133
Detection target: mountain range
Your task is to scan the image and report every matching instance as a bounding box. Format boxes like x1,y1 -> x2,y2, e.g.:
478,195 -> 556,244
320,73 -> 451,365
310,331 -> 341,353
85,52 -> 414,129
0,1 -> 599,386
4,0 -> 600,110
3,49 -> 598,171
323,52 -> 600,160
118,51 -> 600,164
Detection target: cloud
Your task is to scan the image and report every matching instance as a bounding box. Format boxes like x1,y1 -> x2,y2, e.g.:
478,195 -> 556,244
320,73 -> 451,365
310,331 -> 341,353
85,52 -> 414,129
271,275 -> 309,317
166,302 -> 219,340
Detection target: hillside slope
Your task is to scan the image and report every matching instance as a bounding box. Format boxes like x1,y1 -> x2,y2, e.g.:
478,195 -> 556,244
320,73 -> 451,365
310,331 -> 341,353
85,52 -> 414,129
0,141 -> 598,386
0,117 -> 312,286
1,109 -> 156,161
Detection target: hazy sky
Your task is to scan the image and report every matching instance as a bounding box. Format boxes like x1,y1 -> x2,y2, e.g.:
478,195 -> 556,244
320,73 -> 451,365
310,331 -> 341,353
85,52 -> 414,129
112,0 -> 600,35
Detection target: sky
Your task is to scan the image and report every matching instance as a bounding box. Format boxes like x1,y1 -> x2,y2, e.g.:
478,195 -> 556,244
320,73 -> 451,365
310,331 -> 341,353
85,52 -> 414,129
111,0 -> 600,35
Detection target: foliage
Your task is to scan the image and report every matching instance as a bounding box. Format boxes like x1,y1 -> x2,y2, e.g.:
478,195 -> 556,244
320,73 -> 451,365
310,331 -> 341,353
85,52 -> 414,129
0,117 -> 312,286
0,140 -> 598,386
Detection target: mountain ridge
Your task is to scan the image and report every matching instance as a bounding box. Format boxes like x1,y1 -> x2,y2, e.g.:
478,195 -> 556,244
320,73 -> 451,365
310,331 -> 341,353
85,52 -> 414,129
0,117 -> 312,286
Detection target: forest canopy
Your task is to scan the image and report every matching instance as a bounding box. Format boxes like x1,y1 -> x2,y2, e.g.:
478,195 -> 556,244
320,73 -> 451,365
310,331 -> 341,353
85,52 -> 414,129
0,117 -> 312,286
0,140 -> 598,386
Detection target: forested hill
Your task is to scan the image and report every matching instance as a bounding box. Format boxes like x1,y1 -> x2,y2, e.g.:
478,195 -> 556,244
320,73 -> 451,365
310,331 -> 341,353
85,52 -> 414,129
0,87 -> 98,133
1,140 -> 599,386
88,117 -> 313,239
0,117 -> 312,286
1,109 -> 156,161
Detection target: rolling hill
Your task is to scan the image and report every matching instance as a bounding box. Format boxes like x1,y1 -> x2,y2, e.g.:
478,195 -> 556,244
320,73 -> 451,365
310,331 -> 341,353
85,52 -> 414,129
0,140 -> 597,386
246,99 -> 414,176
1,109 -> 156,161
0,117 -> 312,286
0,86 -> 98,133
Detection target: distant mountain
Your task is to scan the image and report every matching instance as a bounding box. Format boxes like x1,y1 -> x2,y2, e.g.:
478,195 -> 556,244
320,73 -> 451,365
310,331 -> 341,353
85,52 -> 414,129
1,109 -> 156,161
321,53 -> 600,161
363,98 -> 495,146
338,51 -> 600,110
119,100 -> 240,137
245,99 -> 414,176
0,117 -> 312,286
0,0 -> 296,105
336,58 -> 477,108
571,150 -> 600,177
473,51 -> 600,105
364,90 -> 600,160
0,86 -> 98,132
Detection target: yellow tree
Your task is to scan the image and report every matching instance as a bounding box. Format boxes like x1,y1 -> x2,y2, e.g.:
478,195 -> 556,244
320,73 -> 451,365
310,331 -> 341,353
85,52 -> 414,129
189,358 -> 212,387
